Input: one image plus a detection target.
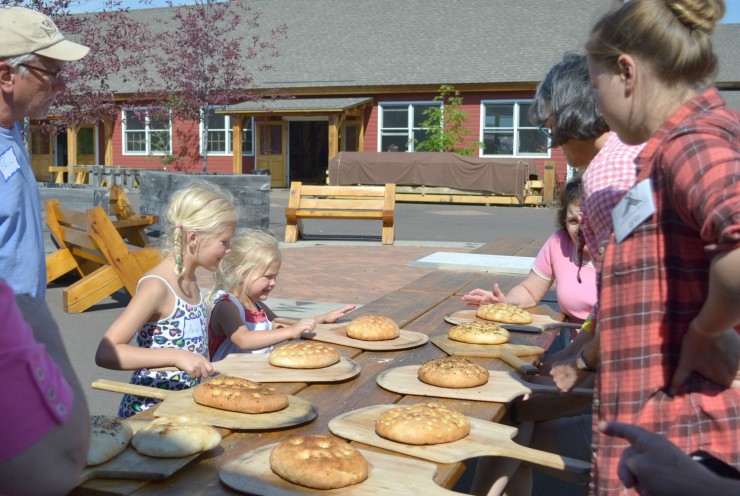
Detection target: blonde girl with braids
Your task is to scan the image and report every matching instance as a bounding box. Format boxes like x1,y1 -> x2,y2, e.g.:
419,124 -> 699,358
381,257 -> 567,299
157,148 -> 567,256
584,0 -> 740,492
96,182 -> 237,418
206,229 -> 355,361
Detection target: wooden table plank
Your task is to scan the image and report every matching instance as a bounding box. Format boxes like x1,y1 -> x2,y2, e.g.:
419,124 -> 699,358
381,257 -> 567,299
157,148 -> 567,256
74,237 -> 563,495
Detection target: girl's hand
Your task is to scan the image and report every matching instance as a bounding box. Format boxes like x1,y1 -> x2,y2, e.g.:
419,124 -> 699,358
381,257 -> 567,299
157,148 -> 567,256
173,351 -> 214,379
318,304 -> 356,324
461,283 -> 506,306
670,320 -> 740,394
290,318 -> 316,338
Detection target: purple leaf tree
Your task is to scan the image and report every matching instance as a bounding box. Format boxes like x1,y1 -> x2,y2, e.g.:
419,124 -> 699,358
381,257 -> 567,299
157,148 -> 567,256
147,0 -> 287,172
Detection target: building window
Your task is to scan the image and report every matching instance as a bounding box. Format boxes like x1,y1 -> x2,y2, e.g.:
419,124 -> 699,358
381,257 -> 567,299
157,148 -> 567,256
203,112 -> 254,156
480,101 -> 549,157
122,109 -> 171,155
379,102 -> 441,152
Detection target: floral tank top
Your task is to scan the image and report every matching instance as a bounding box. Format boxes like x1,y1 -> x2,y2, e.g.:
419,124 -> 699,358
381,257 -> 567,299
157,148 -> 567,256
117,275 -> 208,418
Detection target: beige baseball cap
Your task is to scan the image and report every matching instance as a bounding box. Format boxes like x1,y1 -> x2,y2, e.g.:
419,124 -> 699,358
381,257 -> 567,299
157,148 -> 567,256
0,6 -> 89,61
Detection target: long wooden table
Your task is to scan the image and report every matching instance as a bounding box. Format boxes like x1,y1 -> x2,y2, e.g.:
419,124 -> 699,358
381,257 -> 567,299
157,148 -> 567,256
76,237 -> 559,495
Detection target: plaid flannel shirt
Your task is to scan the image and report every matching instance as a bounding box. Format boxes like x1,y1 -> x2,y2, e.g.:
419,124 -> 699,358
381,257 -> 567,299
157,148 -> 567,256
591,87 -> 740,495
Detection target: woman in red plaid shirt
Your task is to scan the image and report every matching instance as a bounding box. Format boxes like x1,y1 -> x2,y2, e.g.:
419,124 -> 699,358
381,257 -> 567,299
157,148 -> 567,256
585,0 -> 740,494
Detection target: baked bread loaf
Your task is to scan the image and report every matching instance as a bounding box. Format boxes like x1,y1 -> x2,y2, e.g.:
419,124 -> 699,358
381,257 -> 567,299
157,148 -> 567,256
87,415 -> 133,466
270,435 -> 369,489
418,356 -> 490,388
375,402 -> 470,445
476,303 -> 533,324
268,341 -> 340,369
192,375 -> 288,414
448,321 -> 510,345
346,315 -> 400,341
131,416 -> 221,458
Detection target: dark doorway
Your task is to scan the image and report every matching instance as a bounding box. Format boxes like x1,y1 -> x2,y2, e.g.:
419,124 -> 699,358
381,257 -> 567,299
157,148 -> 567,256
288,121 -> 328,184
55,132 -> 68,166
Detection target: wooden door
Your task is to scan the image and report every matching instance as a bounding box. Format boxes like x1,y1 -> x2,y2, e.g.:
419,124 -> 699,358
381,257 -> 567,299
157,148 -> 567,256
30,126 -> 53,181
256,121 -> 286,187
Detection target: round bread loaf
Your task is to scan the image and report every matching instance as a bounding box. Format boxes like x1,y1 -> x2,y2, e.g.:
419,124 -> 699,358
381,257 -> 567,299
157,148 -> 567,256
475,303 -> 533,324
132,416 -> 221,458
192,375 -> 288,414
448,321 -> 510,345
87,415 -> 133,466
268,341 -> 341,369
270,435 -> 369,489
418,356 -> 490,388
346,315 -> 400,341
375,402 -> 470,445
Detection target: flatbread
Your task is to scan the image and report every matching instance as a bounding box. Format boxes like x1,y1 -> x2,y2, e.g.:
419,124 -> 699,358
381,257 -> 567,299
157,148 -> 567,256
375,402 -> 470,445
87,415 -> 133,466
268,341 -> 340,369
192,375 -> 288,414
131,416 -> 221,458
448,321 -> 510,345
476,303 -> 533,324
270,435 -> 369,489
418,356 -> 490,388
346,315 -> 400,341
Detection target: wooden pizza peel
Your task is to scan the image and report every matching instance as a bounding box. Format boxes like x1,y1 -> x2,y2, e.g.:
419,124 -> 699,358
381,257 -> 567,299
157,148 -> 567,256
77,419 -> 200,484
152,355 -> 361,382
91,379 -> 318,430
431,335 -> 543,375
328,405 -> 590,480
274,318 -> 429,351
220,443 -> 463,495
376,366 -> 593,403
445,309 -> 582,333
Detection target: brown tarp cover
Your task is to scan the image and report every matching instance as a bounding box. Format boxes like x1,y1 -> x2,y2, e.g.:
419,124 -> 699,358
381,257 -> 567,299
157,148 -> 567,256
328,152 -> 535,202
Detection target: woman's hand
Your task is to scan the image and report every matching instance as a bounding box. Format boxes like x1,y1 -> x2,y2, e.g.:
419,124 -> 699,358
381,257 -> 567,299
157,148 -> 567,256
550,357 -> 591,392
173,351 -> 214,379
670,320 -> 740,394
318,305 -> 356,324
461,283 -> 506,305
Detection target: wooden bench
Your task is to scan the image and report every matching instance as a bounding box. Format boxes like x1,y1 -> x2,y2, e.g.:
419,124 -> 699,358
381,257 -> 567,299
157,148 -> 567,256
45,199 -> 161,313
49,165 -> 89,185
108,185 -> 158,247
284,182 -> 396,245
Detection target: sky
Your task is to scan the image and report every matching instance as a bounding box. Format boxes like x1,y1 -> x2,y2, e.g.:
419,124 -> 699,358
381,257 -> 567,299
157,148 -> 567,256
68,0 -> 740,23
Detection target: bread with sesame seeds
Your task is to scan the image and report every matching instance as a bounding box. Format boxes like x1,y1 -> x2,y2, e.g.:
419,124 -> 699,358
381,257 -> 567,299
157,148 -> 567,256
268,341 -> 341,369
375,402 -> 470,445
418,356 -> 490,388
192,375 -> 288,414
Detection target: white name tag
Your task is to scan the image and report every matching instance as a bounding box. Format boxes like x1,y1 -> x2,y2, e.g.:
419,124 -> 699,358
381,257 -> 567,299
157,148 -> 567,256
0,147 -> 21,181
182,316 -> 204,340
612,179 -> 656,243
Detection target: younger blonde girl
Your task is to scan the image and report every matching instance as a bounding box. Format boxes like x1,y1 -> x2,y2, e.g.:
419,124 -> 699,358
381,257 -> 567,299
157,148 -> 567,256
206,229 -> 355,361
95,182 -> 238,418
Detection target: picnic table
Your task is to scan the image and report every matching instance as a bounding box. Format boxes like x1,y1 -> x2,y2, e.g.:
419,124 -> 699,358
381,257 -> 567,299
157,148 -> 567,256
75,236 -> 568,495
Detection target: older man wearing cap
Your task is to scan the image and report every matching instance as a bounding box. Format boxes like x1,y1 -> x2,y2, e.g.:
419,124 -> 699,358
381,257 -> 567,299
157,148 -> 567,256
0,6 -> 89,300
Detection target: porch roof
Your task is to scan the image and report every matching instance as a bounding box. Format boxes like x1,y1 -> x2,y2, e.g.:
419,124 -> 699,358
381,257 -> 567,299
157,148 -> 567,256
219,97 -> 374,115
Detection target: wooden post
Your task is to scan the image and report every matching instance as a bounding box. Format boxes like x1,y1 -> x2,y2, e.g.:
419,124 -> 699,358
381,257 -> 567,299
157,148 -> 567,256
103,117 -> 114,166
231,115 -> 243,174
67,123 -> 80,166
543,160 -> 555,202
328,114 -> 339,161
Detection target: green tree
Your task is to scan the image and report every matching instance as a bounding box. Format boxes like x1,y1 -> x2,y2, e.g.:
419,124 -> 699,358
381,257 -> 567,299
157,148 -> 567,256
414,85 -> 482,156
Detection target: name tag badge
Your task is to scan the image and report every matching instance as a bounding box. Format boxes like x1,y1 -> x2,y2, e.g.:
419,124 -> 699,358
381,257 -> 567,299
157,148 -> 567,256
612,179 -> 656,244
0,147 -> 21,181
182,316 -> 203,340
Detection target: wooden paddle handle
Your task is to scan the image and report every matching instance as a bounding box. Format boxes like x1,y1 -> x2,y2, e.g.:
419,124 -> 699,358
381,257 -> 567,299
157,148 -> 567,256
525,382 -> 594,396
91,379 -> 170,400
497,351 -> 539,375
495,443 -> 591,480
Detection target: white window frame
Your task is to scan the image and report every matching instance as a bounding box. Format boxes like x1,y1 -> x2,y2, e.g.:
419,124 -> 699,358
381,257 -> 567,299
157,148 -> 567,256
479,100 -> 550,158
199,112 -> 254,156
121,108 -> 172,156
378,101 -> 442,152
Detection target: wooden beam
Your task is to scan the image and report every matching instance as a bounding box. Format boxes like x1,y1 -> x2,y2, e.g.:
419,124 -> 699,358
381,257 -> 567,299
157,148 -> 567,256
67,123 -> 80,166
231,115 -> 243,174
328,114 -> 339,161
543,161 -> 556,203
103,117 -> 114,166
